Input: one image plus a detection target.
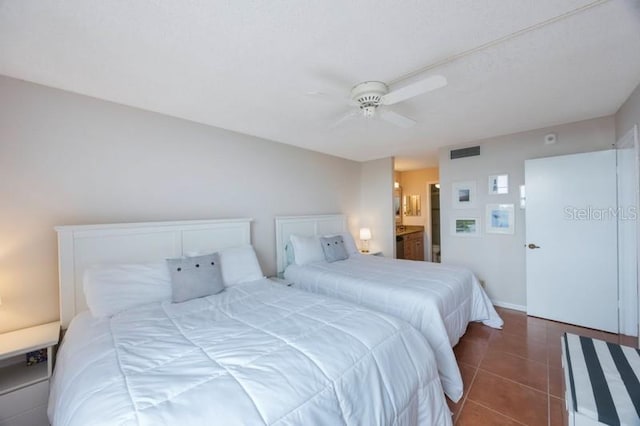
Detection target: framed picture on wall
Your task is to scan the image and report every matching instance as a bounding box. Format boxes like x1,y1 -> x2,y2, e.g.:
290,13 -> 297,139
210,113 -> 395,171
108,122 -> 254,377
451,217 -> 480,237
488,174 -> 509,195
451,181 -> 477,209
486,204 -> 515,234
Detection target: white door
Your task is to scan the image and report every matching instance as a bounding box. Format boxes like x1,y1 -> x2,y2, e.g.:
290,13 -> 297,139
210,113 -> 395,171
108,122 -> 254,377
525,150 -> 618,333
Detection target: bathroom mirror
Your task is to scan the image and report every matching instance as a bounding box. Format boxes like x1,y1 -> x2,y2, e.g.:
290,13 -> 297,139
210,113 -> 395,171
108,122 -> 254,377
404,195 -> 421,216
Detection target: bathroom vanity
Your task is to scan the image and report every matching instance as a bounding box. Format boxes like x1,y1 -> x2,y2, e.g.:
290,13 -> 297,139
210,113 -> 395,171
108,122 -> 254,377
395,226 -> 425,261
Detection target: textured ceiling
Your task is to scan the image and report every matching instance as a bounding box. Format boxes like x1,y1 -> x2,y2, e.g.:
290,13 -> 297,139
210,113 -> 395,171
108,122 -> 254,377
1,0 -> 639,170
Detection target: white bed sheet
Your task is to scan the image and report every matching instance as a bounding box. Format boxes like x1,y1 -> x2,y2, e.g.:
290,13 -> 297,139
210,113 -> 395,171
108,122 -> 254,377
284,255 -> 503,402
48,279 -> 452,426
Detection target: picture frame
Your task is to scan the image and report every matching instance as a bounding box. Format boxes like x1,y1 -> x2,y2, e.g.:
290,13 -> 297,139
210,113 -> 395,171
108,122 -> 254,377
488,174 -> 509,195
486,204 -> 515,234
452,181 -> 477,209
451,217 -> 480,237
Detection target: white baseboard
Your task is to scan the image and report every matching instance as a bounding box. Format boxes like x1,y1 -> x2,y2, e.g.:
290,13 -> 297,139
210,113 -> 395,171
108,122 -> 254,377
491,300 -> 526,312
491,300 -> 640,337
490,301 -> 638,338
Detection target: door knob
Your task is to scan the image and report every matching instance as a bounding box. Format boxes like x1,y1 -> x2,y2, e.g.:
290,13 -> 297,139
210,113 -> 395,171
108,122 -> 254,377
527,243 -> 541,249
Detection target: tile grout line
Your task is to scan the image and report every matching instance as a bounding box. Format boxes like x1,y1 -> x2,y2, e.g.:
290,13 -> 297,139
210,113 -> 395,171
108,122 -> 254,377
452,366 -> 476,424
477,343 -> 549,394
487,331 -> 549,363
547,352 -> 551,426
453,340 -> 488,424
466,366 -> 549,425
466,400 -> 528,425
453,339 -> 491,424
475,369 -> 549,397
484,346 -> 549,368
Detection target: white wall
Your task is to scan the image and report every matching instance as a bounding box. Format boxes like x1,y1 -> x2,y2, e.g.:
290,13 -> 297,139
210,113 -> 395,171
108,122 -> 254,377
616,82 -> 640,138
360,158 -> 395,257
439,116 -> 615,309
0,76 -> 363,333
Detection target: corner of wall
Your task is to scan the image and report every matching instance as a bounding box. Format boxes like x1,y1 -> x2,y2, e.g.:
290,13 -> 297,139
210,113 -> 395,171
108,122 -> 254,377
359,158 -> 394,256
615,81 -> 640,140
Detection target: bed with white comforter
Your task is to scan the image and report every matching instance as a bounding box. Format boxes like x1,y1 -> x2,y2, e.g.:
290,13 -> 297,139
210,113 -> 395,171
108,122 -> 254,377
49,279 -> 452,426
284,254 -> 503,402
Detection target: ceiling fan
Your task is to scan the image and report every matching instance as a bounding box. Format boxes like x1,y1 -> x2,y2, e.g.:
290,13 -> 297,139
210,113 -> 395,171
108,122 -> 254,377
310,74 -> 447,129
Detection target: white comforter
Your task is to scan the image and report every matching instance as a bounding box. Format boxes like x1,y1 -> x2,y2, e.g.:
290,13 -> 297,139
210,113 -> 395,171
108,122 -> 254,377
284,255 -> 503,402
49,279 -> 452,426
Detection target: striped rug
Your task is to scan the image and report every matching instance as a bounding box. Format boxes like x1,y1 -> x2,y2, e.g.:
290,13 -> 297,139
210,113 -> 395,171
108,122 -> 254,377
563,333 -> 640,425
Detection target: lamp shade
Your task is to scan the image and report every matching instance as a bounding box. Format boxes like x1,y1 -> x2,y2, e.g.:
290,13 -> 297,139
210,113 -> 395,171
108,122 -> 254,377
359,228 -> 372,241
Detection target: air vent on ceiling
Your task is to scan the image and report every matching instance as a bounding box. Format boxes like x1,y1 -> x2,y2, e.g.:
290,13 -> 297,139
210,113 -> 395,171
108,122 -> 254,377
450,146 -> 480,160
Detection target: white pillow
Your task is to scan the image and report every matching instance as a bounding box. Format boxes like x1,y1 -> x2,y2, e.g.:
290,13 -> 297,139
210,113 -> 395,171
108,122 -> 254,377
290,234 -> 325,265
330,232 -> 359,255
83,262 -> 172,318
218,245 -> 264,286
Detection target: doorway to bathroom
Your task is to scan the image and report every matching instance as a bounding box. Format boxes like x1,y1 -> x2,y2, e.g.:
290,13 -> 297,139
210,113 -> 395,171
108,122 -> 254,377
427,182 -> 441,263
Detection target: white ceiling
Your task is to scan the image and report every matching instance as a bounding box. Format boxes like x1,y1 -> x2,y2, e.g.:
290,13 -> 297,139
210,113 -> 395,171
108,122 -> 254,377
1,1 -> 639,170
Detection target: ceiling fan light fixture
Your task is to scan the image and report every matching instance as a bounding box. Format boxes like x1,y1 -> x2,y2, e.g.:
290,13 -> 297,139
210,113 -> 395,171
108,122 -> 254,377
351,82 -> 388,119
361,105 -> 376,118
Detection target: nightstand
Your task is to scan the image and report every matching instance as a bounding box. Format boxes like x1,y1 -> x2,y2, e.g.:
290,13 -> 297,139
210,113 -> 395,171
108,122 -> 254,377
269,277 -> 295,287
360,251 -> 383,256
0,321 -> 60,426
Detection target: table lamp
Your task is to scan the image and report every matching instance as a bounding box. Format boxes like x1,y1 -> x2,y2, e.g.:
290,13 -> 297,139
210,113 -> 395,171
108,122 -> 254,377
359,228 -> 372,253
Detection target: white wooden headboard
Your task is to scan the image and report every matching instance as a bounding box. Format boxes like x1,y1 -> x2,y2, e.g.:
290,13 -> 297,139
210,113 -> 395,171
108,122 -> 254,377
55,218 -> 252,328
275,214 -> 347,276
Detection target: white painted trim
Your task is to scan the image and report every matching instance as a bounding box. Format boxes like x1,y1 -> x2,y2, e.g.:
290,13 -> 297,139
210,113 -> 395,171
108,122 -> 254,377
636,124 -> 640,342
56,218 -> 253,328
616,125 -> 639,337
491,300 -> 526,312
54,218 -> 252,232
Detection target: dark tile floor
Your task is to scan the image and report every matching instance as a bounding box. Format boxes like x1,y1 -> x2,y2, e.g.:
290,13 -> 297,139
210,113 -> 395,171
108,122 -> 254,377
448,307 -> 638,425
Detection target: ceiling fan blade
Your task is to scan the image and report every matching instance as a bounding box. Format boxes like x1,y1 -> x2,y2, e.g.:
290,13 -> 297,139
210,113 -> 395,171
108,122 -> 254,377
381,75 -> 447,105
379,109 -> 416,128
306,91 -> 358,107
329,110 -> 359,129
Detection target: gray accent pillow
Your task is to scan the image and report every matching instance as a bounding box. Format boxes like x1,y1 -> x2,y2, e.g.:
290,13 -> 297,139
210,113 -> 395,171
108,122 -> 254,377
319,236 -> 349,263
167,253 -> 224,303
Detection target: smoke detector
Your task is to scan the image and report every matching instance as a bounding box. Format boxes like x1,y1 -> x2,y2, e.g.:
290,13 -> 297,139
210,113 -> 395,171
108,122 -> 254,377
544,133 -> 557,145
